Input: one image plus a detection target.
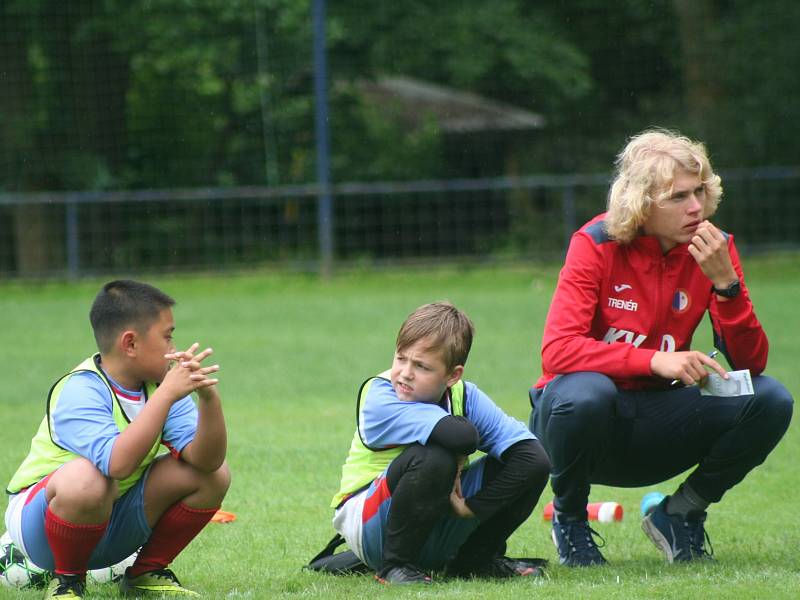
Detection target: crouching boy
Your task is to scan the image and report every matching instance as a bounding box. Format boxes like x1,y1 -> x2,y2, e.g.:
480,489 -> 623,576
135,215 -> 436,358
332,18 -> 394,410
4,280 -> 230,599
331,302 -> 550,584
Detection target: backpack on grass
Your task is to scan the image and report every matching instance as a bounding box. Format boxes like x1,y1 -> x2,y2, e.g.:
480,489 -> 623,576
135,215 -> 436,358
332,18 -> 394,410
304,534 -> 370,575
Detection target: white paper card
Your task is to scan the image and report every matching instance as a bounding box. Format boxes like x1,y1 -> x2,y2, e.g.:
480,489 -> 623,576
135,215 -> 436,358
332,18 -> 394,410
700,369 -> 754,397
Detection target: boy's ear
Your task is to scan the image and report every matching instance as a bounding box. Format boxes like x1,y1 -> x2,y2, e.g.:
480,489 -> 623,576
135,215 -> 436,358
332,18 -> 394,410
446,365 -> 465,388
119,330 -> 138,357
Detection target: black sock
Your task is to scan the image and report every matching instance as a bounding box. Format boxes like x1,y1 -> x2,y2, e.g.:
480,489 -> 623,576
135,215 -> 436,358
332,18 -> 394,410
666,483 -> 709,517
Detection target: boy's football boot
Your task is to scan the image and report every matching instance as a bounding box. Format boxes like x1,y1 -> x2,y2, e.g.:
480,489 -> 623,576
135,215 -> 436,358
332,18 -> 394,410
44,574 -> 85,599
119,567 -> 199,596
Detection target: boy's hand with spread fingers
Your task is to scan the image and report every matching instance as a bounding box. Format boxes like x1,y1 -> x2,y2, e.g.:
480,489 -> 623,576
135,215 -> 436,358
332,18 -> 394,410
161,343 -> 220,401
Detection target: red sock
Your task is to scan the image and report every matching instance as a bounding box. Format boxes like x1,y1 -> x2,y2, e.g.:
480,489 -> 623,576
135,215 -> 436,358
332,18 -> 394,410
44,507 -> 108,576
129,502 -> 218,577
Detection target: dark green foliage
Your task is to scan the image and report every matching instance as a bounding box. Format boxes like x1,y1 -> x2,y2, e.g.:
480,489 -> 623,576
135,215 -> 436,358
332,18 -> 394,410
1,0 -> 798,194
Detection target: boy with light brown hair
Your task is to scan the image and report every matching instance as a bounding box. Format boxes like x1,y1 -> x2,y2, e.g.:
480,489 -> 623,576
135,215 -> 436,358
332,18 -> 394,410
331,301 -> 550,584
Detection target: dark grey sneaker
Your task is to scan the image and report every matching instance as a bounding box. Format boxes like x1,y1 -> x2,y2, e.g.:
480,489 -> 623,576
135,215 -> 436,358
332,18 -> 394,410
641,496 -> 714,563
551,513 -> 608,567
475,556 -> 547,578
446,555 -> 548,579
375,564 -> 432,585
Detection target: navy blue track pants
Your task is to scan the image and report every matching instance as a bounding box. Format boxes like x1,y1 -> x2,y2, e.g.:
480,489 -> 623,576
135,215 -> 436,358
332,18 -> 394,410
529,372 -> 793,517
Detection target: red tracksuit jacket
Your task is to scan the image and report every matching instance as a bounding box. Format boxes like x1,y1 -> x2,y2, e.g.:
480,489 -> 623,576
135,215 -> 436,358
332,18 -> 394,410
535,213 -> 769,391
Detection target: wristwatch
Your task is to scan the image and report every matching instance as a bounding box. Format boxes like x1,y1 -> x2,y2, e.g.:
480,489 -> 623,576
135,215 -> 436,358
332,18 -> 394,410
713,279 -> 741,298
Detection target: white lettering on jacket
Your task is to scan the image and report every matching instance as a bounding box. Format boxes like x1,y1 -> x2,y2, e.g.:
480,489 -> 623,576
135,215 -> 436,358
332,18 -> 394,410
608,297 -> 638,311
660,334 -> 676,352
603,327 -> 647,347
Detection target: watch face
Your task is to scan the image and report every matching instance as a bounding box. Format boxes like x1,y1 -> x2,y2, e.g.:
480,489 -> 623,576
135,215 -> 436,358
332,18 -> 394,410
716,280 -> 741,298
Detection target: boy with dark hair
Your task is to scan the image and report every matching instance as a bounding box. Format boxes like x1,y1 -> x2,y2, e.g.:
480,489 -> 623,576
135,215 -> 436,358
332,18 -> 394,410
4,280 -> 230,598
331,302 -> 550,584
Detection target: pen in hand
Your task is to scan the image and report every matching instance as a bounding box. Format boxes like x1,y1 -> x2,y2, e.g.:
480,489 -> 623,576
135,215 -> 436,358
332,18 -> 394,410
670,350 -> 719,386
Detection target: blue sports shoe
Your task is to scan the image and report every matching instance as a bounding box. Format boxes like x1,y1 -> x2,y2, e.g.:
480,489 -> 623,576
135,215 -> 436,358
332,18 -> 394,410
551,513 -> 607,567
641,496 -> 714,563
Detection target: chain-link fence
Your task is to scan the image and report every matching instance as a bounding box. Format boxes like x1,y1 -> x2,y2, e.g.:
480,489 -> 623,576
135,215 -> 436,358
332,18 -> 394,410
2,2 -> 799,278
2,167 -> 797,278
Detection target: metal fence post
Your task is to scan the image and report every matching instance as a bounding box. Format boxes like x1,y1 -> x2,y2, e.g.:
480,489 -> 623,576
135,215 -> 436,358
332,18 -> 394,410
65,197 -> 80,279
561,183 -> 576,253
312,0 -> 333,277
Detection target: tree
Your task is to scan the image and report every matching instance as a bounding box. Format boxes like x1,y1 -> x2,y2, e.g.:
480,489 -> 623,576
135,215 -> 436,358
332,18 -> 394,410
1,0 -> 129,273
672,0 -> 721,140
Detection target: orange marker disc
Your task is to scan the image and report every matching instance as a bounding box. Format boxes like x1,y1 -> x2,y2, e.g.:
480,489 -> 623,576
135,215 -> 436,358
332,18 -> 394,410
211,509 -> 237,524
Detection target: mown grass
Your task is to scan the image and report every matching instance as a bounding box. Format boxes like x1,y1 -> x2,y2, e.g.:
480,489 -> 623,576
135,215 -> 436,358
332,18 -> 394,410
1,253 -> 798,598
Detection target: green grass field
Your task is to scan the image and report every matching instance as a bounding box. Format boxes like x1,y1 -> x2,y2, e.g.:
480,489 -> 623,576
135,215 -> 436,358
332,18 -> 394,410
1,254 -> 799,599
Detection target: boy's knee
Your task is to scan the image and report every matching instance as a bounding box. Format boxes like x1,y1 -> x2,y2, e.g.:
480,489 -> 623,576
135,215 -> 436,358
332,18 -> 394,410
188,460 -> 231,502
52,458 -> 116,505
389,443 -> 458,491
531,449 -> 552,484
210,461 -> 232,496
415,444 -> 458,479
516,440 -> 551,488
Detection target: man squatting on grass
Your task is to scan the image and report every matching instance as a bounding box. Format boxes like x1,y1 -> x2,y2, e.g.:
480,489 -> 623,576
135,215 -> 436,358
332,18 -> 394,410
331,302 -> 551,584
4,280 -> 231,599
529,129 -> 793,566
